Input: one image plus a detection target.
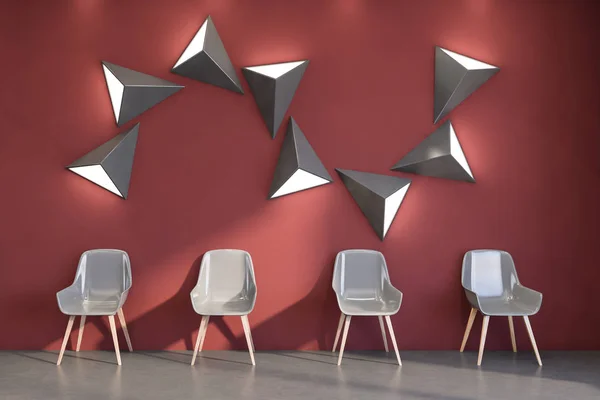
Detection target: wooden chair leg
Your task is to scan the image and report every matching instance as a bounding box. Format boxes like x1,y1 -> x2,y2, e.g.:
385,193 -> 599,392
523,316 -> 542,366
248,326 -> 255,352
108,315 -> 122,366
477,316 -> 490,366
337,316 -> 352,366
384,316 -> 402,366
508,316 -> 517,352
241,315 -> 255,366
378,316 -> 389,352
57,316 -> 75,365
76,316 -> 86,352
332,312 -> 345,352
117,309 -> 133,352
191,315 -> 209,366
460,308 -> 477,352
198,315 -> 210,352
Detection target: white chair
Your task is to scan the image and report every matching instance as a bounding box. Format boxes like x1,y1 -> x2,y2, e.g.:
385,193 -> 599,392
56,249 -> 133,366
190,250 -> 257,365
332,250 -> 403,365
460,250 -> 543,366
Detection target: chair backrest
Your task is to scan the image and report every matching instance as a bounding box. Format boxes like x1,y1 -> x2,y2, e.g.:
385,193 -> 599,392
462,250 -> 519,298
332,250 -> 389,300
197,250 -> 256,302
75,249 -> 131,301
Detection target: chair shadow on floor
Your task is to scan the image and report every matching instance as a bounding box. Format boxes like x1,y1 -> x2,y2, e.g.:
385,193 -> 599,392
15,350 -> 119,366
137,350 -> 252,366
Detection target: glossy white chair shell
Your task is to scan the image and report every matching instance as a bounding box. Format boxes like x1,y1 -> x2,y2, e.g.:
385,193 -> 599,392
331,250 -> 403,366
190,249 -> 257,365
460,250 -> 543,366
56,249 -> 133,366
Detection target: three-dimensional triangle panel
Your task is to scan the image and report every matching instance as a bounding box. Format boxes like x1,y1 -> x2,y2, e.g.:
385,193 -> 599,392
390,120 -> 475,183
433,46 -> 499,123
269,117 -> 332,199
336,169 -> 411,241
67,123 -> 140,199
242,60 -> 309,138
102,61 -> 184,126
171,16 -> 244,94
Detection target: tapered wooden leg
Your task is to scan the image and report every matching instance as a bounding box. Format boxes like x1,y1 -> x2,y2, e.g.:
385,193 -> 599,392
337,316 -> 352,366
378,316 -> 390,352
191,316 -> 209,366
241,315 -> 255,366
384,316 -> 402,366
108,315 -> 122,366
460,308 -> 477,352
117,309 -> 133,352
508,316 -> 517,353
76,316 -> 86,352
198,315 -> 210,352
523,316 -> 542,366
248,326 -> 255,352
332,313 -> 345,352
477,316 -> 490,366
57,316 -> 75,365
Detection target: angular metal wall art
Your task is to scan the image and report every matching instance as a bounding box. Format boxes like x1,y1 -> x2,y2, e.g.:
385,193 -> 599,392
434,46 -> 499,123
242,60 -> 309,138
171,16 -> 244,94
102,61 -> 184,126
390,120 -> 475,183
67,124 -> 140,199
269,117 -> 332,199
336,169 -> 411,240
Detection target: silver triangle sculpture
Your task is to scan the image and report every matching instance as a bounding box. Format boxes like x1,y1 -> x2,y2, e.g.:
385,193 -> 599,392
242,60 -> 309,138
434,46 -> 499,123
269,117 -> 332,199
390,120 -> 475,183
67,123 -> 139,199
336,169 -> 411,241
102,61 -> 184,126
171,16 -> 244,94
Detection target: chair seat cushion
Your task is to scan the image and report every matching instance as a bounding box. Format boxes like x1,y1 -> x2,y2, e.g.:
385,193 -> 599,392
59,298 -> 120,316
192,298 -> 253,316
479,298 -> 540,316
339,298 -> 400,316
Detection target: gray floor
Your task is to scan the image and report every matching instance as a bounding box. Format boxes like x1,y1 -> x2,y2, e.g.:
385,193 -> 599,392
1,351 -> 599,400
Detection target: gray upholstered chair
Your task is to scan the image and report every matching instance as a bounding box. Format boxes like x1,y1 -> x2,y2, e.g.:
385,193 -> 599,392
332,250 -> 403,366
190,250 -> 257,366
460,250 -> 543,366
56,249 -> 133,366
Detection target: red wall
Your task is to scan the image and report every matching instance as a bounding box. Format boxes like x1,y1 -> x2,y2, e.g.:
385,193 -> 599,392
1,0 -> 599,351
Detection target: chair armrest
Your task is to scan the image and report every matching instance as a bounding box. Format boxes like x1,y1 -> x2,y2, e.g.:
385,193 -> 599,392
247,284 -> 257,303
513,285 -> 543,311
383,280 -> 403,305
56,286 -> 81,314
116,288 -> 131,309
190,284 -> 204,301
464,288 -> 482,310
57,286 -> 79,300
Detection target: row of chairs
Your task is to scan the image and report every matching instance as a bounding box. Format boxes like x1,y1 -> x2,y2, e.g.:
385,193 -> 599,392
56,249 -> 543,367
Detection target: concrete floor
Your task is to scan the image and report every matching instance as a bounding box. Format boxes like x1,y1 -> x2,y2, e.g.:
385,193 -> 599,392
1,351 -> 599,400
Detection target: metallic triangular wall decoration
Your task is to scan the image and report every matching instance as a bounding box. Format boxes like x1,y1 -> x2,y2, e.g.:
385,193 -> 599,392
242,60 -> 309,138
336,169 -> 411,240
390,120 -> 475,183
67,124 -> 140,199
433,46 -> 499,123
269,117 -> 332,199
171,16 -> 244,94
102,61 -> 184,126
